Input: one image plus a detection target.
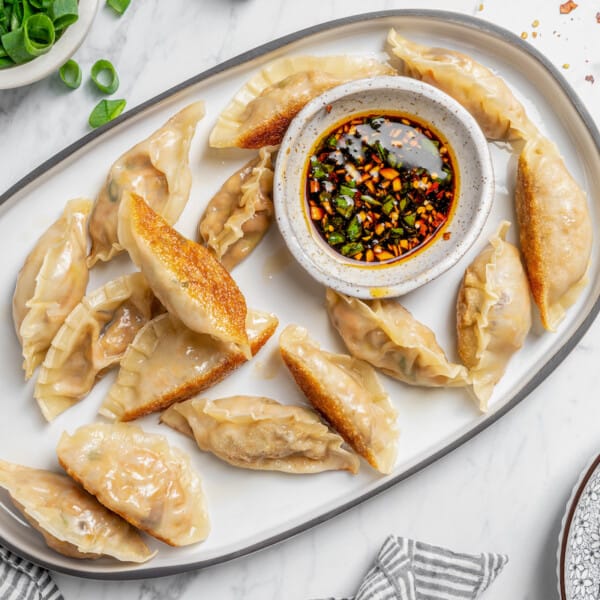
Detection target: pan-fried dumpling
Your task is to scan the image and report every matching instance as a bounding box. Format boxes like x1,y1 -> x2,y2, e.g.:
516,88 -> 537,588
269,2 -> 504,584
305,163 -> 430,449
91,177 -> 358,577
198,147 -> 274,270
13,199 -> 91,379
209,55 -> 395,148
161,395 -> 359,474
34,273 -> 158,421
57,423 -> 210,547
88,102 -> 205,266
515,135 -> 592,331
325,289 -> 469,388
0,459 -> 155,562
279,324 -> 398,474
456,222 -> 531,410
118,192 -> 250,356
100,309 -> 278,421
387,30 -> 536,141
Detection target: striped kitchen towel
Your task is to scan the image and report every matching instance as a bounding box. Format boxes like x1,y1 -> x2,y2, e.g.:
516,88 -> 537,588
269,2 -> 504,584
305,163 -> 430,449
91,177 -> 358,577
323,535 -> 508,600
0,545 -> 63,600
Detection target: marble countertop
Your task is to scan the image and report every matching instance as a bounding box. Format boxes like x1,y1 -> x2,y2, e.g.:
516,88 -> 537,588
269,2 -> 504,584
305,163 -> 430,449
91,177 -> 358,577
1,1 -> 599,598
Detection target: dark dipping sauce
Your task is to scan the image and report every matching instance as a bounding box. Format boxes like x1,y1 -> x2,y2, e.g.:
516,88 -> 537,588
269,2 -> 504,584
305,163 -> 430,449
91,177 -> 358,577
306,113 -> 456,263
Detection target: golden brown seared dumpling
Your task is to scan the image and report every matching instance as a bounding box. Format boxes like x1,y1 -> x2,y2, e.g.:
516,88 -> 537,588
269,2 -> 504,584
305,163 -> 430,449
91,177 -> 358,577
57,423 -> 210,547
0,459 -> 155,562
279,324 -> 398,474
34,273 -> 158,421
387,30 -> 536,141
198,147 -> 274,270
13,199 -> 91,379
457,222 -> 532,410
326,289 -> 469,388
117,192 -> 250,356
515,135 -> 592,331
99,309 -> 278,421
88,101 -> 205,266
161,395 -> 359,474
209,55 -> 395,148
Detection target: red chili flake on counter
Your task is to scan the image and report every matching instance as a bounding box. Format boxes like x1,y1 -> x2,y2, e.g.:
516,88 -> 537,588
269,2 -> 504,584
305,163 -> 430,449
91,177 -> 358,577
306,113 -> 455,263
560,0 -> 578,14
585,75 -> 595,84
596,12 -> 600,23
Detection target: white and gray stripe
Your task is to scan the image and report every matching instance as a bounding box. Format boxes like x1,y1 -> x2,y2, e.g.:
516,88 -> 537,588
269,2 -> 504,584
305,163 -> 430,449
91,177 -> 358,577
0,546 -> 63,600
318,535 -> 507,600
411,538 -> 507,599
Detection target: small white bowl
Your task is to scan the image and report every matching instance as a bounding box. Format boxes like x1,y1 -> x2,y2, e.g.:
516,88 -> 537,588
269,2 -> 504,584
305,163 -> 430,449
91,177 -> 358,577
274,75 -> 494,298
0,0 -> 99,90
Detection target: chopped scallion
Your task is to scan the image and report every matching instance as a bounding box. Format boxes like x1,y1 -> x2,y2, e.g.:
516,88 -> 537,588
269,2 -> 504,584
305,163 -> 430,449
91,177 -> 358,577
24,13 -> 54,55
50,0 -> 78,30
91,59 -> 119,94
88,98 -> 126,128
339,183 -> 356,197
59,58 -> 80,88
1,28 -> 31,63
334,195 -> 354,218
346,215 -> 362,241
382,198 -> 395,215
106,0 -> 131,16
327,231 -> 345,245
340,242 -> 364,257
361,195 -> 381,206
403,213 -> 416,227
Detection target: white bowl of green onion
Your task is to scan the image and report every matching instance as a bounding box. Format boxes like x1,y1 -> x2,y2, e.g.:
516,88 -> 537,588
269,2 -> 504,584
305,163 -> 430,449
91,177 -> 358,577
0,0 -> 98,89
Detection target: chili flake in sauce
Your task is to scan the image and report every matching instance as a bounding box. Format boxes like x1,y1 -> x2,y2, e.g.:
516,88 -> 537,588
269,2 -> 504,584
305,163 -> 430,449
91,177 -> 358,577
306,113 -> 456,263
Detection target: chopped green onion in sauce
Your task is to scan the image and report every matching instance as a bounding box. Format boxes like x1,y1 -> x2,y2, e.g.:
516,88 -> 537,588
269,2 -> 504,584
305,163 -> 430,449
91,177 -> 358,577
306,113 -> 456,263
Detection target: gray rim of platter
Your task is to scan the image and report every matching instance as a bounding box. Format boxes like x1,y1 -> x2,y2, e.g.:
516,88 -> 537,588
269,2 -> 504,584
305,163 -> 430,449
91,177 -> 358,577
1,9 -> 599,580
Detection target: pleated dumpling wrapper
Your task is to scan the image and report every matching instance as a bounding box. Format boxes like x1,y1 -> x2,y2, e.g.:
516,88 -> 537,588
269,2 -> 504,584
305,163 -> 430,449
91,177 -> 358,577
34,273 -> 158,421
0,459 -> 155,562
88,101 -> 205,266
198,146 -> 275,270
456,222 -> 532,411
117,192 -> 250,357
209,55 -> 395,148
161,395 -> 360,474
57,423 -> 210,547
515,135 -> 592,331
279,324 -> 398,474
326,289 -> 469,388
99,309 -> 278,421
386,30 -> 537,141
13,198 -> 91,379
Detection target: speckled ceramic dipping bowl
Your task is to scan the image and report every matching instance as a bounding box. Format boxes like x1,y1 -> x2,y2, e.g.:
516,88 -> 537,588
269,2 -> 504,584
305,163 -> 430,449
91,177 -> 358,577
274,75 -> 494,298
